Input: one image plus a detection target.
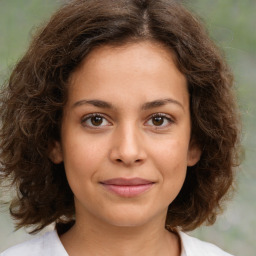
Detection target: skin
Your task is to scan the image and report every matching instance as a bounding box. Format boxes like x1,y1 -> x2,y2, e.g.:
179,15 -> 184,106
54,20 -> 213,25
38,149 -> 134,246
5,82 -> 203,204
50,41 -> 201,256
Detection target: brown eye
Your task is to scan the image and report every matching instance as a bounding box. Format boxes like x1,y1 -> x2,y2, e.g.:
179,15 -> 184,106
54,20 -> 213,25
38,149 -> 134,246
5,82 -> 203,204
82,114 -> 110,128
152,116 -> 164,126
145,113 -> 173,128
91,116 -> 103,126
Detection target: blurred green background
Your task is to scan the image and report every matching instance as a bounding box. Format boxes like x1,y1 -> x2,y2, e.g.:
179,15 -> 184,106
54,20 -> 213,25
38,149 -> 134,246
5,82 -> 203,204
0,0 -> 255,255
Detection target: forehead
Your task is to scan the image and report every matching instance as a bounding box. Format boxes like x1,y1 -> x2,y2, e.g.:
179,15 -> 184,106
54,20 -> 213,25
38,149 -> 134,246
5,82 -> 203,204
71,40 -> 181,81
67,41 -> 188,110
85,41 -> 175,65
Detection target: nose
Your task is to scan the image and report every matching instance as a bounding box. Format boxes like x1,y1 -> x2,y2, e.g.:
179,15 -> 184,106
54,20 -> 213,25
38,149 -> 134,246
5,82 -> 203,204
109,123 -> 147,166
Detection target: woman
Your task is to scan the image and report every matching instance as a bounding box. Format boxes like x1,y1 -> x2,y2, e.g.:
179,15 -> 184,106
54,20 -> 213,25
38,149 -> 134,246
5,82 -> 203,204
0,0 -> 240,255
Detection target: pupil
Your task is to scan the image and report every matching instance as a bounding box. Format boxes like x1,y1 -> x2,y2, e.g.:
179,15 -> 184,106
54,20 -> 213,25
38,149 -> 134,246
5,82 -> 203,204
92,116 -> 103,126
153,116 -> 163,126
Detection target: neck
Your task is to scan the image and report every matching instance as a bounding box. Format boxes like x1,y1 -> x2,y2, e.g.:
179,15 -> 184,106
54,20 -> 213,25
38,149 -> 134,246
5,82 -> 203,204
60,213 -> 180,256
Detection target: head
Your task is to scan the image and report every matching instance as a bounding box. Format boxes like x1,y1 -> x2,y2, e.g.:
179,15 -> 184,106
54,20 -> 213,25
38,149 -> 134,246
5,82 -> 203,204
0,0 -> 240,233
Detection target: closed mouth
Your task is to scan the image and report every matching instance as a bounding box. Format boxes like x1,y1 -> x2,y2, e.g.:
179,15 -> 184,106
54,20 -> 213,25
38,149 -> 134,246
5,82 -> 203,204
100,178 -> 155,197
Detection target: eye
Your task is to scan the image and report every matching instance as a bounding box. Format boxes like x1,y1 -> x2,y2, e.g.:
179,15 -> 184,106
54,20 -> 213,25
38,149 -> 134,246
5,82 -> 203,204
145,113 -> 174,128
81,113 -> 111,128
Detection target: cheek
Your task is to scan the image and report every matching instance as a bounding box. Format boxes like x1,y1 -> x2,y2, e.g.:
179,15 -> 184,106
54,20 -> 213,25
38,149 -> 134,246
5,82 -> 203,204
150,139 -> 189,193
63,133 -> 106,167
61,139 -> 103,191
152,138 -> 190,169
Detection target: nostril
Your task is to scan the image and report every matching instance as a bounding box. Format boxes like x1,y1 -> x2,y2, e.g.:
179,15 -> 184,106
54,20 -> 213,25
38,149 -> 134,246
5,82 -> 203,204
115,158 -> 142,164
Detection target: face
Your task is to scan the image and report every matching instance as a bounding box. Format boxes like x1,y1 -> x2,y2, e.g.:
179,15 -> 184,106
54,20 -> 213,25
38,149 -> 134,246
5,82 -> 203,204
50,41 -> 201,228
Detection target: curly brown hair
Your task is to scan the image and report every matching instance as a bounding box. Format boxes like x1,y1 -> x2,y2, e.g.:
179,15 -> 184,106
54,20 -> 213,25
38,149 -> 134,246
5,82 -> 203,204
0,0 -> 240,234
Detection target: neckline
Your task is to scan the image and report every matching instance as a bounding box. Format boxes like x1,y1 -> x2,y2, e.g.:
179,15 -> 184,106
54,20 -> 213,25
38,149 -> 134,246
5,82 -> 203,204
52,229 -> 187,256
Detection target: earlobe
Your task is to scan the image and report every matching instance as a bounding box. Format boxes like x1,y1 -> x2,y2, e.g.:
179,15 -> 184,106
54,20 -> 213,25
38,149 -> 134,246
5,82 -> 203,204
48,141 -> 63,164
187,143 -> 201,167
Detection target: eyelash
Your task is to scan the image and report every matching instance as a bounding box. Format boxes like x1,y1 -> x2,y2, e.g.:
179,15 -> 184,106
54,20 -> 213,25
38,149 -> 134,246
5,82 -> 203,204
81,113 -> 111,128
145,113 -> 174,128
81,113 -> 174,129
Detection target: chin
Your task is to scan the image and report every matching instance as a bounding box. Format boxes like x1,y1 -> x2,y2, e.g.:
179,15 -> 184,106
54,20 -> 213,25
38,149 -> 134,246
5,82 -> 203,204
101,208 -> 160,228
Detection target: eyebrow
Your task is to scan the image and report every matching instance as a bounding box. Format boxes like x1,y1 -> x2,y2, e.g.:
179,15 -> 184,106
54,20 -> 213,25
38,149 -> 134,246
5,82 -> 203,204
141,98 -> 184,111
72,98 -> 184,111
73,99 -> 113,109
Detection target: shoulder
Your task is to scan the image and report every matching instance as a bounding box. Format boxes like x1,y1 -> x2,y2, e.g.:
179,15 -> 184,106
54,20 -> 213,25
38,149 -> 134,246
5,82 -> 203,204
179,231 -> 234,256
0,230 -> 68,256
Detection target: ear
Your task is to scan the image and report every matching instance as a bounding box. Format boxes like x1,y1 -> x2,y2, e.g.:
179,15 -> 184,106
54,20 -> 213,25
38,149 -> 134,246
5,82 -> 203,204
187,141 -> 201,167
48,140 -> 63,164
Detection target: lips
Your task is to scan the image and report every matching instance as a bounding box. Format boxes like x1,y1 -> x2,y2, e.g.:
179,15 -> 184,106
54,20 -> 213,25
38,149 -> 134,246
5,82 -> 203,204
100,178 -> 155,197
101,178 -> 153,186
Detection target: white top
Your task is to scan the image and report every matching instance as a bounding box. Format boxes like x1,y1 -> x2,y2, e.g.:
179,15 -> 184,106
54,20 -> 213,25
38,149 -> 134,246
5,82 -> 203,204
0,230 -> 234,256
